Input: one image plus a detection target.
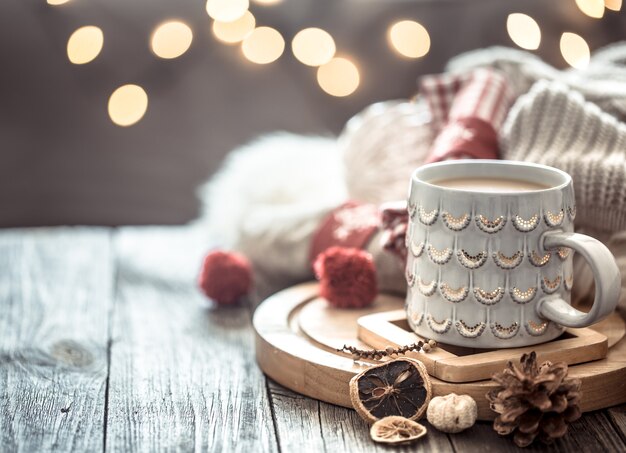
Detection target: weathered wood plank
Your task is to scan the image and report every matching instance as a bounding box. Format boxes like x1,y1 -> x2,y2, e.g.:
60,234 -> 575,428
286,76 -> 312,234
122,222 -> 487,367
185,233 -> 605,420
449,412 -> 626,452
606,404 -> 626,444
268,379 -> 454,452
105,227 -> 278,452
0,228 -> 113,452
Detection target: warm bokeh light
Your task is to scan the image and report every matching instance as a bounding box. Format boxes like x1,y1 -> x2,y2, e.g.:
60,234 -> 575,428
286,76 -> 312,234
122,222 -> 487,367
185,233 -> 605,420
150,21 -> 193,59
108,84 -> 148,127
67,26 -> 104,65
605,0 -> 622,10
252,0 -> 282,4
560,32 -> 590,69
575,0 -> 605,18
291,28 -> 336,66
206,0 -> 249,23
387,20 -> 430,59
316,57 -> 360,97
241,27 -> 285,64
47,0 -> 71,5
213,11 -> 256,44
506,13 -> 541,50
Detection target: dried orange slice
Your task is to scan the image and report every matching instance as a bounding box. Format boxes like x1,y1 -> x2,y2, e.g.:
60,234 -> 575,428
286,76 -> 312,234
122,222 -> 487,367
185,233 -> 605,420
349,357 -> 431,423
370,416 -> 427,445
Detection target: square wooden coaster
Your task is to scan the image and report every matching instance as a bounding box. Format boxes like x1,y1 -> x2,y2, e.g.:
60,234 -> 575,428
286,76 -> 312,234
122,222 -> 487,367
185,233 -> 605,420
358,309 -> 608,383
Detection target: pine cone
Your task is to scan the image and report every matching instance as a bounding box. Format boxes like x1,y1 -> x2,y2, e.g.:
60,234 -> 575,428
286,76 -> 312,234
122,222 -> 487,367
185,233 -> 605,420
486,351 -> 582,447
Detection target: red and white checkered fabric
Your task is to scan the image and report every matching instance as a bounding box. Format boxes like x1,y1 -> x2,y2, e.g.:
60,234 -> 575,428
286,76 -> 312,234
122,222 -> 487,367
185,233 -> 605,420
419,68 -> 514,162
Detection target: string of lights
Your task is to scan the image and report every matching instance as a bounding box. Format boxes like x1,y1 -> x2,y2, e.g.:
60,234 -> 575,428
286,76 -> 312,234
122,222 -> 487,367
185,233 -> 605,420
49,0 -> 621,127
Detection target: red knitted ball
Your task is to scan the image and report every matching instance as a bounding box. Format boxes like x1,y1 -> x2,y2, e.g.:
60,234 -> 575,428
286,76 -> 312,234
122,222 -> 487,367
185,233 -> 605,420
313,246 -> 378,309
198,250 -> 253,305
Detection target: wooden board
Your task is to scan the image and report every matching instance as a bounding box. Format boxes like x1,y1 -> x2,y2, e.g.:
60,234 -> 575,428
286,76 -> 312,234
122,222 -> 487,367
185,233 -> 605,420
254,282 -> 626,421
359,310 -> 610,383
105,227 -> 278,452
0,229 -> 113,452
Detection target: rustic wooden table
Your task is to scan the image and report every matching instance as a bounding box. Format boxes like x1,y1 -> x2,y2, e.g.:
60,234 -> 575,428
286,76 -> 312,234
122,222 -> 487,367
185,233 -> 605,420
2,227 -> 626,452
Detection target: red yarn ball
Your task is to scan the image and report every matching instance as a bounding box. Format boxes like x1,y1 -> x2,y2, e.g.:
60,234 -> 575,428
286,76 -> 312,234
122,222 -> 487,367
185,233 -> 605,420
198,250 -> 253,305
314,246 -> 378,309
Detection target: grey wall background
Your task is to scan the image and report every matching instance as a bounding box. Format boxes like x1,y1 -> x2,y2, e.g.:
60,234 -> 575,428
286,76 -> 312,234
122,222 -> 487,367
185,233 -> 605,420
0,0 -> 624,227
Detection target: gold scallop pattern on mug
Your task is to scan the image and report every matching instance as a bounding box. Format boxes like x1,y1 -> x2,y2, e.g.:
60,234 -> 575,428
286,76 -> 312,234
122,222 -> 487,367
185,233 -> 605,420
493,250 -> 524,270
541,275 -> 562,294
439,283 -> 469,303
544,209 -> 565,227
410,241 -> 425,258
557,247 -> 571,260
408,202 -> 417,220
455,320 -> 486,338
457,249 -> 488,269
418,206 -> 439,225
564,275 -> 574,291
475,215 -> 506,233
417,277 -> 437,296
411,311 -> 424,326
442,212 -> 470,231
406,269 -> 416,287
427,314 -> 452,334
473,286 -> 505,305
568,205 -> 577,220
512,213 -> 540,232
428,244 -> 453,265
529,250 -> 551,267
525,319 -> 549,336
510,286 -> 537,304
490,321 -> 520,339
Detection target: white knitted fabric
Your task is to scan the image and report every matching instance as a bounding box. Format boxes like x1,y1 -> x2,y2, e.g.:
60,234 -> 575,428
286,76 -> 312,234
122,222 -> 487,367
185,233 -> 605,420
340,100 -> 434,204
501,80 -> 626,234
199,133 -> 347,287
447,43 -> 626,121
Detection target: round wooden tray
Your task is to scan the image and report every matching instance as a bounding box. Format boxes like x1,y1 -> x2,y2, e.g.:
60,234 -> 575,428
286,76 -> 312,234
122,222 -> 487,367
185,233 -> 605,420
253,282 -> 626,420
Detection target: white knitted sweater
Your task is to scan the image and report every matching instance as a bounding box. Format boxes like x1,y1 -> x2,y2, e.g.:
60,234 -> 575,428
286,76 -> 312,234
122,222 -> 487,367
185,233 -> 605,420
500,80 -> 626,234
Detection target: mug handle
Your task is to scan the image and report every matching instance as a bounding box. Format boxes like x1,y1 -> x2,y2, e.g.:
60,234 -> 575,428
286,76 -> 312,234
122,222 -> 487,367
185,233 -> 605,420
536,231 -> 621,328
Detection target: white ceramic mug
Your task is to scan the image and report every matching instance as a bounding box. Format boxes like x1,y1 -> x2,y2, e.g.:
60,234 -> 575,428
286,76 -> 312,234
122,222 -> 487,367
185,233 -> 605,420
405,160 -> 621,348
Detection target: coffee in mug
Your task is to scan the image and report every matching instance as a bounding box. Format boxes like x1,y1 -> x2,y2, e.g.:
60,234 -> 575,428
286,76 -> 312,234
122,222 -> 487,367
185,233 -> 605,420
432,177 -> 549,193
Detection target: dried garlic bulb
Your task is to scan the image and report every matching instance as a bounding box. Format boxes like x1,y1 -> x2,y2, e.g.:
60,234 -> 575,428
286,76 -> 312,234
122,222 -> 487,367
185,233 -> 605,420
370,416 -> 427,445
426,393 -> 477,433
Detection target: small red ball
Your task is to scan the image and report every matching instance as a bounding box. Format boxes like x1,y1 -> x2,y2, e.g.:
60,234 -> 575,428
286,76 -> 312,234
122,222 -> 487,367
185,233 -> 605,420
198,250 -> 253,305
314,246 -> 378,309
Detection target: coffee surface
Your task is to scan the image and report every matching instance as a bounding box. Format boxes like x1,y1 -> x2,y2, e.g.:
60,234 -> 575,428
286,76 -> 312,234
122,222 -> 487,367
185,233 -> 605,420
431,177 -> 550,193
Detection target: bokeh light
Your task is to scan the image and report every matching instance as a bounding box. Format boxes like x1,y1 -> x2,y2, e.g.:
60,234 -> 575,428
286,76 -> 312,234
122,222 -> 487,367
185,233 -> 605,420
241,27 -> 285,64
605,0 -> 622,10
67,26 -> 104,65
150,21 -> 193,59
252,0 -> 282,4
316,57 -> 360,97
506,13 -> 541,50
108,84 -> 148,127
387,20 -> 430,59
575,0 -> 605,18
213,11 -> 256,44
560,32 -> 590,69
47,0 -> 71,5
291,28 -> 336,66
206,0 -> 249,23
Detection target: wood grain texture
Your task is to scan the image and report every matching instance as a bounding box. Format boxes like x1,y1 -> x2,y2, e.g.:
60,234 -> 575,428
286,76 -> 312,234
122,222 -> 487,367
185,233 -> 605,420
254,281 -> 626,420
105,228 -> 278,452
606,404 -> 626,443
449,412 -> 626,452
268,380 -> 454,453
359,309 -> 612,383
0,229 -> 113,452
